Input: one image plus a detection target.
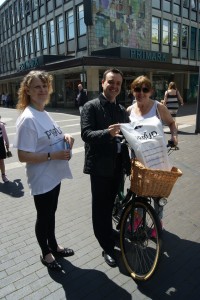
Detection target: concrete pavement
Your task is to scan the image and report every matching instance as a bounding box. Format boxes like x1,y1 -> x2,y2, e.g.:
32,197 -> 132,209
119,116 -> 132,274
0,104 -> 200,300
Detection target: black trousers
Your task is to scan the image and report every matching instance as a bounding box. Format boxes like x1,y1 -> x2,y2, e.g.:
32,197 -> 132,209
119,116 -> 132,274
90,156 -> 123,255
34,183 -> 61,258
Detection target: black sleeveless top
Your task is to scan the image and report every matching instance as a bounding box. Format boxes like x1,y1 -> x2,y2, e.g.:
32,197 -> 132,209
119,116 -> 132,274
166,90 -> 179,117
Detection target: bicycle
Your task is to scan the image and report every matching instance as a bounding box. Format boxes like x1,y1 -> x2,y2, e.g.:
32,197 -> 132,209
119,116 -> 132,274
112,142 -> 182,281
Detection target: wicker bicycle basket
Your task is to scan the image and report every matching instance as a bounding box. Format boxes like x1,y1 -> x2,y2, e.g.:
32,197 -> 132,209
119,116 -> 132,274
130,159 -> 182,198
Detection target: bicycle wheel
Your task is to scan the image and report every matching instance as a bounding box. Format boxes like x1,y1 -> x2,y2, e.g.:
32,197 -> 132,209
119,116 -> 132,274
120,200 -> 162,281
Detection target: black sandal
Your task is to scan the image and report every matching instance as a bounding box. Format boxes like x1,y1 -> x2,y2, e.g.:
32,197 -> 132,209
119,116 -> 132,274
52,248 -> 74,257
40,255 -> 62,271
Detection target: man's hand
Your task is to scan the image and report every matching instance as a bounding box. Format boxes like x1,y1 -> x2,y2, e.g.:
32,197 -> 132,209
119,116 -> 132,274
108,124 -> 121,138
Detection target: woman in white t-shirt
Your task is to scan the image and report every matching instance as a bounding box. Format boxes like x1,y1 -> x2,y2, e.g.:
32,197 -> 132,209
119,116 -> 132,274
14,70 -> 74,271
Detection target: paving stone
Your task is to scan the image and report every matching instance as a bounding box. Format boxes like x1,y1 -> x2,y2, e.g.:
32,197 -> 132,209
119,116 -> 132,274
0,106 -> 199,300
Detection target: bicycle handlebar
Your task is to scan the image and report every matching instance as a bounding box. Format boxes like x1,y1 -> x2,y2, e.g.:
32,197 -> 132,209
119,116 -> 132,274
167,140 -> 179,150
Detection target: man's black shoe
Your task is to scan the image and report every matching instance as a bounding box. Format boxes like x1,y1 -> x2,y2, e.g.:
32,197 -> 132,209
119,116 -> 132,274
102,251 -> 117,267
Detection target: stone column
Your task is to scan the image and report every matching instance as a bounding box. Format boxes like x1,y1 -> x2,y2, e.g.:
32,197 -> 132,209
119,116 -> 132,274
86,68 -> 99,100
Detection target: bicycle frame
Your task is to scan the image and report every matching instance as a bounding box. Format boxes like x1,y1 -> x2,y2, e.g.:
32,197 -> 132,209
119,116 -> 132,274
115,189 -> 158,231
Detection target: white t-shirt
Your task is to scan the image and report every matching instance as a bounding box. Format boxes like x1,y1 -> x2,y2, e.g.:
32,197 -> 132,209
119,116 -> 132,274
14,106 -> 72,195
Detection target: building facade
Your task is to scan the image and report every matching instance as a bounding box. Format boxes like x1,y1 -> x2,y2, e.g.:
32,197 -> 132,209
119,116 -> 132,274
0,0 -> 199,107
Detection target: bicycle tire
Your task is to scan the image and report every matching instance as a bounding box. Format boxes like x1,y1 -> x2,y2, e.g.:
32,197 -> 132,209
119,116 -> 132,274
120,200 -> 162,281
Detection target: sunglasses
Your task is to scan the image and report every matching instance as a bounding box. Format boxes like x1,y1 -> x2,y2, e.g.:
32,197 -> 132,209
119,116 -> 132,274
133,87 -> 150,93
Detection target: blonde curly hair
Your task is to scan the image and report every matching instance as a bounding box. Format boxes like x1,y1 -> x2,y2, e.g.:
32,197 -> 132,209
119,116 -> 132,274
16,70 -> 53,111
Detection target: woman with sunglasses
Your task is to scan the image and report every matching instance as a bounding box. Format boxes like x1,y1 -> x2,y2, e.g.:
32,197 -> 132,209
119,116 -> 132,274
126,75 -> 178,228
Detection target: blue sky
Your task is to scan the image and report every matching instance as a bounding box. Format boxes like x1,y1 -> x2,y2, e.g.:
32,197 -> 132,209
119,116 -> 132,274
0,0 -> 5,6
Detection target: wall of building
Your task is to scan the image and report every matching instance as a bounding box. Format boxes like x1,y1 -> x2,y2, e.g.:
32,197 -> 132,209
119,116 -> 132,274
89,0 -> 150,53
0,0 -> 199,107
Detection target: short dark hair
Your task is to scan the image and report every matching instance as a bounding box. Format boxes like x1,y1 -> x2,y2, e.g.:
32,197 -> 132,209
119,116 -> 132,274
102,68 -> 123,81
131,75 -> 152,93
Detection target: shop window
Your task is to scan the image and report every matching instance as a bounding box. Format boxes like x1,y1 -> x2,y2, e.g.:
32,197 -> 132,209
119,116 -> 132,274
173,5 -> 180,15
182,24 -> 188,58
183,0 -> 189,6
5,9 -> 10,31
27,31 -> 34,54
66,9 -> 74,40
9,5 -> 15,26
47,0 -> 53,13
77,4 -> 86,37
172,22 -> 180,57
57,15 -> 64,44
183,5 -> 189,18
173,22 -> 179,47
191,0 -> 197,21
55,0 -> 62,8
22,34 -> 28,57
1,48 -> 6,72
163,0 -> 171,13
25,0 -> 30,15
190,27 -> 196,60
39,0 -> 45,18
49,20 -> 55,47
2,13 -> 7,40
152,17 -> 160,46
152,0 -> 161,9
6,44 -> 11,71
32,10 -> 38,22
191,0 -> 197,9
13,41 -> 18,60
182,25 -> 188,48
34,27 -> 40,52
32,0 -> 38,22
17,37 -> 22,59
19,0 -> 25,20
152,75 -> 169,101
198,29 -> 200,60
41,24 -> 47,50
163,20 -> 170,45
32,0 -> 38,11
198,1 -> 200,22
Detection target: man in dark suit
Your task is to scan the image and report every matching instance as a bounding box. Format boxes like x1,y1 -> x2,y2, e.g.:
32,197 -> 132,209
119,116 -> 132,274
81,68 -> 130,267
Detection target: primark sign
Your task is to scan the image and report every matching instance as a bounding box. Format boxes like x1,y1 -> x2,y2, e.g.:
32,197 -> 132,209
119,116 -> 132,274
130,49 -> 171,63
19,58 -> 40,71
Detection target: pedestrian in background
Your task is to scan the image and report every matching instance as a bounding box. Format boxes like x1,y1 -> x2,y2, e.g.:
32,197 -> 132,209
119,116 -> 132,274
0,120 -> 10,183
5,93 -> 12,108
81,68 -> 130,267
163,82 -> 184,120
14,70 -> 75,271
76,83 -> 88,114
1,92 -> 6,107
